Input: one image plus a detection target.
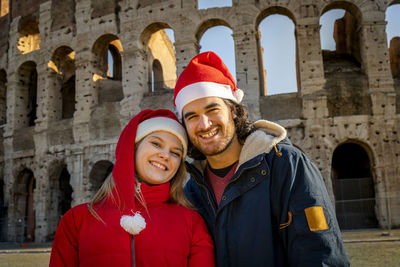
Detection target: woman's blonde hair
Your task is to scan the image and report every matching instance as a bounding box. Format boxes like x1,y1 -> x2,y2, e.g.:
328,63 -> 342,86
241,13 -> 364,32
88,145 -> 192,222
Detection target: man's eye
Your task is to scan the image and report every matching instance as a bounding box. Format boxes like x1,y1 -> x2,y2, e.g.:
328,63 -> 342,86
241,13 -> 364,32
208,108 -> 219,112
186,115 -> 197,121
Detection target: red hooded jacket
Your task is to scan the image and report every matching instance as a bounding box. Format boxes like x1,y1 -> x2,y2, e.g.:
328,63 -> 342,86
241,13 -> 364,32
50,110 -> 215,267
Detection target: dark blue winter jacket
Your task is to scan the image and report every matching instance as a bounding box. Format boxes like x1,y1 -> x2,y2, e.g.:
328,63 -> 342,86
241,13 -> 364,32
185,120 -> 350,267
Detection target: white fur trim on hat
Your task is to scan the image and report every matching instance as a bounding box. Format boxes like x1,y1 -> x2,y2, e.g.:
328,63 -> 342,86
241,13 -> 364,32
135,117 -> 188,157
175,81 -> 243,119
120,213 -> 146,235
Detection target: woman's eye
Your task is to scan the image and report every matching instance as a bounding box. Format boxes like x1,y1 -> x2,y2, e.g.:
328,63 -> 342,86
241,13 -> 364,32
151,141 -> 161,147
171,151 -> 181,158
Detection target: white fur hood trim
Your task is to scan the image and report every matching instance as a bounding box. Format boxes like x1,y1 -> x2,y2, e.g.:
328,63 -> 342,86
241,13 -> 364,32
237,120 -> 287,169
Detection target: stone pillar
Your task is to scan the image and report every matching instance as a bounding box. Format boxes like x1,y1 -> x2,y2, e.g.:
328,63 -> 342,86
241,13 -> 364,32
119,47 -> 148,121
232,26 -> 261,120
32,166 -> 48,242
4,72 -> 20,132
174,39 -> 199,77
67,146 -> 86,206
72,49 -> 98,143
33,64 -> 51,156
360,21 -> 396,116
296,22 -> 328,120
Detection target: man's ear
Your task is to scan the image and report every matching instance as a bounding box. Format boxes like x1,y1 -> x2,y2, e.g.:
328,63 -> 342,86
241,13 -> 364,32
230,105 -> 237,119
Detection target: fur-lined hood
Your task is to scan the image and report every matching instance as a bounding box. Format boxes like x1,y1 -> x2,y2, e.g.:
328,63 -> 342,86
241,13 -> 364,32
237,120 -> 287,169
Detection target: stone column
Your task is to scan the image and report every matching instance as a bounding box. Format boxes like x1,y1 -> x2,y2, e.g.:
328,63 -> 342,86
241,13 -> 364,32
72,49 -> 98,143
232,26 -> 261,120
173,38 -> 199,77
360,21 -> 396,116
295,22 -> 328,120
67,146 -> 86,206
119,47 -> 148,122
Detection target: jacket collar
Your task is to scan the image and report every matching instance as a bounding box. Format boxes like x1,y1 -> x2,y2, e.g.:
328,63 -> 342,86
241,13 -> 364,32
136,182 -> 170,208
237,120 -> 286,169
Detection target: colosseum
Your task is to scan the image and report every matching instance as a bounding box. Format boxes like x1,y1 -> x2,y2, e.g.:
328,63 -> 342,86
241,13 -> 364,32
0,0 -> 399,242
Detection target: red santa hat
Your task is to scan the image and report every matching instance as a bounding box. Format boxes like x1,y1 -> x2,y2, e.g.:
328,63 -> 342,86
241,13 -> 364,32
173,51 -> 244,119
112,109 -> 187,235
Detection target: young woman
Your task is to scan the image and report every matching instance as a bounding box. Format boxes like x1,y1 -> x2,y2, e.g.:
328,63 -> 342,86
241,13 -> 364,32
50,109 -> 215,267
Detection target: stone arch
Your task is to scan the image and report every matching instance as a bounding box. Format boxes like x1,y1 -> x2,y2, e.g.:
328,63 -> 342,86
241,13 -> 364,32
47,162 -> 72,240
16,61 -> 38,128
331,140 -> 378,229
92,34 -> 124,103
48,46 -> 76,120
320,1 -> 363,67
0,69 -> 6,125
320,2 -> 371,117
17,14 -> 40,54
88,160 -> 114,198
140,23 -> 177,93
14,168 -> 36,242
256,7 -> 299,96
195,19 -> 232,43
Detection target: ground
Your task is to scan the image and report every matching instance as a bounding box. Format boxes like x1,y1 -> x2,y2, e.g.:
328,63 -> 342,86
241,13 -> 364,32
0,229 -> 399,266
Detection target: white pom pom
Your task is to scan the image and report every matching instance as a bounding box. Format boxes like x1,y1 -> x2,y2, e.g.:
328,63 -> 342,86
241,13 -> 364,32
120,213 -> 146,235
233,88 -> 244,103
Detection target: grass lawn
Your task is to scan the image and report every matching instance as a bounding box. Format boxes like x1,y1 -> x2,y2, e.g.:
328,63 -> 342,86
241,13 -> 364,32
344,241 -> 400,267
0,241 -> 399,266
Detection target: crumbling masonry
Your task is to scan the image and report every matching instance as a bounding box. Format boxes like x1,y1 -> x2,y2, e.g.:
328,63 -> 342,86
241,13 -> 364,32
0,0 -> 399,242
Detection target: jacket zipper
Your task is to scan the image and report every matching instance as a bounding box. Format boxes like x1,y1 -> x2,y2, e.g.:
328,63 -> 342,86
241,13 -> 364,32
190,166 -> 218,216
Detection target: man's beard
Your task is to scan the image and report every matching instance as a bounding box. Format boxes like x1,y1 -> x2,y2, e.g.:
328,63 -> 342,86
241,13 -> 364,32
198,131 -> 236,157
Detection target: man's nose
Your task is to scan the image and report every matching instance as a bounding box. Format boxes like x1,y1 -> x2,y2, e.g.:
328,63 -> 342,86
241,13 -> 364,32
198,115 -> 212,129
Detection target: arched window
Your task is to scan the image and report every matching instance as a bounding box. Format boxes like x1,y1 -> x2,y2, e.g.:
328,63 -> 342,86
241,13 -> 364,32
15,169 -> 36,242
320,5 -> 370,117
17,61 -> 38,127
48,164 -> 72,240
88,161 -> 114,198
331,142 -> 378,229
197,21 -> 235,81
49,46 -> 76,120
258,14 -> 297,95
320,6 -> 362,68
144,27 -> 177,93
92,35 -> 124,103
107,44 -> 122,80
17,15 -> 40,54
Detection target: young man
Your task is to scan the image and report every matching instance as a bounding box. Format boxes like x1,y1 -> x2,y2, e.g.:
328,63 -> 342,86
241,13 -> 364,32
173,51 -> 350,267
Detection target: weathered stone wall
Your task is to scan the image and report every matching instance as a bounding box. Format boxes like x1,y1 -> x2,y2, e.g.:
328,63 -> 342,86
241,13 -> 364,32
0,0 -> 398,242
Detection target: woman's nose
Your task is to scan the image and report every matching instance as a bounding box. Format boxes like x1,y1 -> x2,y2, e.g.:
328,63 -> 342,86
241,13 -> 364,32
158,150 -> 169,160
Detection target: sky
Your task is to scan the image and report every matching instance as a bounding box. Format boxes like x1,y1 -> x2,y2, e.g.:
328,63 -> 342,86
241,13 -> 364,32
134,0 -> 400,95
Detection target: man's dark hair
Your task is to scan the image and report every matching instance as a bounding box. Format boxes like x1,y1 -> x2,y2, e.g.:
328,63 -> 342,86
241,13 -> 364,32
186,99 -> 256,160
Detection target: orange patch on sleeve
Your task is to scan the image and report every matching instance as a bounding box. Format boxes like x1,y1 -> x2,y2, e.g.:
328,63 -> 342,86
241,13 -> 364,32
304,206 -> 329,231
